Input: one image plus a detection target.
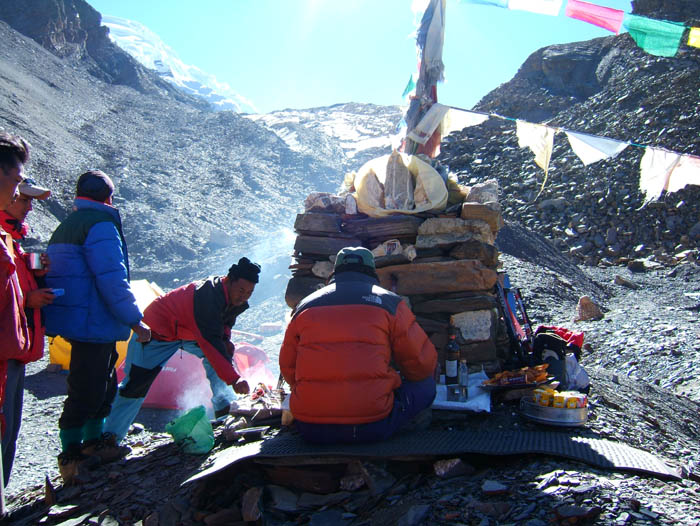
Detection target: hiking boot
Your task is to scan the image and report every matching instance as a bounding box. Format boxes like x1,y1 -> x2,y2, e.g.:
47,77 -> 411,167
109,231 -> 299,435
81,432 -> 130,464
57,446 -> 91,486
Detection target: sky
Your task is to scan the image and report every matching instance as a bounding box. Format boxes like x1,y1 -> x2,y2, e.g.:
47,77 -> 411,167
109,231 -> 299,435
88,0 -> 633,114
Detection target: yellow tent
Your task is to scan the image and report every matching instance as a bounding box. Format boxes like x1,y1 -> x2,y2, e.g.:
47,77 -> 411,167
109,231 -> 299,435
48,279 -> 164,370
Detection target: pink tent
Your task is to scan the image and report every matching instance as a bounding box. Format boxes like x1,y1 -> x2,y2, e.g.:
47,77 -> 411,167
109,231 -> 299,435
115,342 -> 275,410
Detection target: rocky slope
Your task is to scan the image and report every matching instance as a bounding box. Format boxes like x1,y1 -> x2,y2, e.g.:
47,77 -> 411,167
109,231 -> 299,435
0,1 -> 400,295
439,2 -> 700,268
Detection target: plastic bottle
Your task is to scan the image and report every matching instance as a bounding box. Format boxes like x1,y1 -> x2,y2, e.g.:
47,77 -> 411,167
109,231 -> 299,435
445,331 -> 459,385
458,359 -> 469,402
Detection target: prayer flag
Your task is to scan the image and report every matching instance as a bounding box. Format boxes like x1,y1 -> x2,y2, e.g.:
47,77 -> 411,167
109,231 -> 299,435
565,0 -> 624,34
443,109 -> 490,136
623,14 -> 686,57
407,103 -> 450,144
460,0 -> 508,7
508,0 -> 562,16
402,74 -> 416,98
565,131 -> 628,166
688,27 -> 700,48
639,147 -> 681,203
517,121 -> 555,171
667,154 -> 700,194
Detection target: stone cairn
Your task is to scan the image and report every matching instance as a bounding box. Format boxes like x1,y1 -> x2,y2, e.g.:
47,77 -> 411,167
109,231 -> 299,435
285,176 -> 511,374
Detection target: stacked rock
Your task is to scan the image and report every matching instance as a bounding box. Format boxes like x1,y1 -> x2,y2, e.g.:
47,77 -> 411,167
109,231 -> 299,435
285,180 -> 508,373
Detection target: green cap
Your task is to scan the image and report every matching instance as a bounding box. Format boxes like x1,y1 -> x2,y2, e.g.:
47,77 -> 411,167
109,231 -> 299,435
334,246 -> 375,270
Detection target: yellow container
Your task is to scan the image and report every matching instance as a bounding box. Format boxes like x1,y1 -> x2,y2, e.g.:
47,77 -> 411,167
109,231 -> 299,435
533,388 -> 554,407
552,393 -> 566,408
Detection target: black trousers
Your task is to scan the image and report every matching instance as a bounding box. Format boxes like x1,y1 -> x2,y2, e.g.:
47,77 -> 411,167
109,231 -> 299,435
58,340 -> 118,430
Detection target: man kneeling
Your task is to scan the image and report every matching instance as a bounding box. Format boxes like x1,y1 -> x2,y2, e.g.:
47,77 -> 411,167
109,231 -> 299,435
279,247 -> 437,443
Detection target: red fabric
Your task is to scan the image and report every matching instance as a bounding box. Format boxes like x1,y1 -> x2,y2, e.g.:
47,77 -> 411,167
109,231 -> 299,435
0,235 -> 29,362
141,282 -> 240,385
280,300 -> 436,425
0,212 -> 45,363
536,325 -> 584,348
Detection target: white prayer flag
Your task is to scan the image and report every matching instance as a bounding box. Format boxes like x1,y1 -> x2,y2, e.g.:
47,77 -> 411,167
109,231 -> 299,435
443,109 -> 490,136
639,147 -> 681,203
565,131 -> 629,166
407,103 -> 450,145
516,120 -> 555,171
667,154 -> 700,194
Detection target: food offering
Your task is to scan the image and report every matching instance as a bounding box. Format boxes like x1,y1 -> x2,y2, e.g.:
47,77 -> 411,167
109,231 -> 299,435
533,387 -> 588,409
481,364 -> 550,389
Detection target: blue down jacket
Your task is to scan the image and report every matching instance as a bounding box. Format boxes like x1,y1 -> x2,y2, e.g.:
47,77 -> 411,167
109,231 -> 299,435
44,198 -> 142,343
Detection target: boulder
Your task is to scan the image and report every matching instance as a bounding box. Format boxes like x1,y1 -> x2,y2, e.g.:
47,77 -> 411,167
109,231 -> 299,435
377,260 -> 498,295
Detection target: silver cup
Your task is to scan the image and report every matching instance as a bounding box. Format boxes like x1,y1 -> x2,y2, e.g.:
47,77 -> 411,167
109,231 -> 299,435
27,253 -> 44,270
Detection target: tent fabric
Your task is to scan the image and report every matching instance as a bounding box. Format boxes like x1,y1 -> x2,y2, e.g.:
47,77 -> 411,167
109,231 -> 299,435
666,154 -> 700,194
516,121 -> 555,171
639,147 -> 681,203
623,14 -> 687,57
688,27 -> 700,48
508,0 -> 562,16
565,131 -> 629,166
565,0 -> 625,34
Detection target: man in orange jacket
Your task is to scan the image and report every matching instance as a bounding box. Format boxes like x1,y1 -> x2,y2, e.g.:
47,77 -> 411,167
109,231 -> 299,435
280,247 -> 437,443
0,177 -> 54,486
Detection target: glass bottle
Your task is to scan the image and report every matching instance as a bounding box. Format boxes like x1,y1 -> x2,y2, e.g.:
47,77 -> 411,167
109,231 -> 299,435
445,331 -> 459,385
458,359 -> 469,402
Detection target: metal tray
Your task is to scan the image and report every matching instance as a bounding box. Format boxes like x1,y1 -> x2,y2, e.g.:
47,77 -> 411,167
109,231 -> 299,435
519,397 -> 588,427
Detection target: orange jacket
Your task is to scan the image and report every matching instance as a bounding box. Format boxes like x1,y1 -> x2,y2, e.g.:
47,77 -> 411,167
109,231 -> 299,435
280,271 -> 436,425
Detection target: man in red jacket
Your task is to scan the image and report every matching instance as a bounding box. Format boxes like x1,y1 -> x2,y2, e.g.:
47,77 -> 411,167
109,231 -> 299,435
0,177 -> 54,486
280,247 -> 437,443
0,133 -> 33,474
104,257 -> 260,442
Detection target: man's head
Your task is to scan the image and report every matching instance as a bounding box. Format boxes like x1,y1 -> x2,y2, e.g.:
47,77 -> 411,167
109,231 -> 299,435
4,178 -> 51,223
334,246 -> 376,277
76,170 -> 114,203
226,257 -> 261,306
0,132 -> 30,209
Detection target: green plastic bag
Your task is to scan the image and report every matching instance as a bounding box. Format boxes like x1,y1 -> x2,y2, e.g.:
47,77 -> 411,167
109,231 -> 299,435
165,405 -> 214,454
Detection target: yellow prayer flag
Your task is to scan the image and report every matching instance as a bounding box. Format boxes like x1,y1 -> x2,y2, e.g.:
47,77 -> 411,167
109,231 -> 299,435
688,27 -> 700,48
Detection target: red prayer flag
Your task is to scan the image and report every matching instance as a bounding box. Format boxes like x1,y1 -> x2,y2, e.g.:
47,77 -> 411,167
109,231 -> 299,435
565,0 -> 625,34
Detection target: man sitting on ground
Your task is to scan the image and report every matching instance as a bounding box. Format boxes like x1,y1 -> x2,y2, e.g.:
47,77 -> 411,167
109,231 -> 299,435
104,257 -> 261,442
279,247 -> 437,444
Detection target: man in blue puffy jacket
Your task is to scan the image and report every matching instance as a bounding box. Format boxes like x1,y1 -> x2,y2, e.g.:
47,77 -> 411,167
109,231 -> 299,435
45,170 -> 150,485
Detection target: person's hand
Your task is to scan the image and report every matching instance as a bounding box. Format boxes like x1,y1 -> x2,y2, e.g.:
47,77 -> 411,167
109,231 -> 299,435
233,380 -> 249,395
132,322 -> 151,343
32,253 -> 50,278
26,288 -> 55,309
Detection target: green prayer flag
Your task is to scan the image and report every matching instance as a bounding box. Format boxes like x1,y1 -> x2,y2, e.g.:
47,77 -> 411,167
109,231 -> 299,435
402,74 -> 416,98
623,14 -> 686,57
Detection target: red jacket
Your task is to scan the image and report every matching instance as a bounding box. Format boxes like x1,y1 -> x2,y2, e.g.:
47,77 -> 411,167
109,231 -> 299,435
142,276 -> 247,385
0,232 -> 30,411
280,271 -> 436,425
0,211 -> 44,363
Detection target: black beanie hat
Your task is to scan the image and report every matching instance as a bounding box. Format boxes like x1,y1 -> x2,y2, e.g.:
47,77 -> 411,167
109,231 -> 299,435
228,257 -> 261,283
76,170 -> 114,202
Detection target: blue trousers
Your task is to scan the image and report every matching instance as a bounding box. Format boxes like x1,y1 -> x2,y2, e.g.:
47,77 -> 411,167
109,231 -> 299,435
295,376 -> 436,444
104,336 -> 235,442
2,360 -> 25,486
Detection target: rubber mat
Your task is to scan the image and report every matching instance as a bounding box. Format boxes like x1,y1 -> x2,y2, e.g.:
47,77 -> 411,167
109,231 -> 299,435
185,428 -> 680,484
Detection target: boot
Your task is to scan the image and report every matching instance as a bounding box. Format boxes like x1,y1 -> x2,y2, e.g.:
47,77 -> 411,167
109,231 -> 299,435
81,432 -> 130,464
57,445 -> 91,486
